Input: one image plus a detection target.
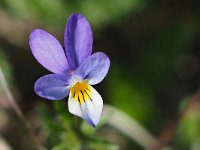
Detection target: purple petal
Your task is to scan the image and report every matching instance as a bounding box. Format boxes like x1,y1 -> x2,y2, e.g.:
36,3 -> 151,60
75,52 -> 110,85
34,74 -> 72,100
64,13 -> 93,70
29,29 -> 69,74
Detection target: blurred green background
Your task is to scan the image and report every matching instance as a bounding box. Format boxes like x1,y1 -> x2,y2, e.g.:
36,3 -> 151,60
0,0 -> 200,150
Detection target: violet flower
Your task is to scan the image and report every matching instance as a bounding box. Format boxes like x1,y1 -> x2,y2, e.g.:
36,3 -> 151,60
29,13 -> 110,127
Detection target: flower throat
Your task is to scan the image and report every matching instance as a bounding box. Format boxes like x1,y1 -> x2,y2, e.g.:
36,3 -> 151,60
71,81 -> 91,104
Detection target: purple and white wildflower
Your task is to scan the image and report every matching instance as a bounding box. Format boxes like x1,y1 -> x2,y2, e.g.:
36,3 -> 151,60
29,13 -> 110,127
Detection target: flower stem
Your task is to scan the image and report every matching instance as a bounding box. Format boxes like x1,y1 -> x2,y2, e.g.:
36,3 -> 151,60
73,117 -> 88,149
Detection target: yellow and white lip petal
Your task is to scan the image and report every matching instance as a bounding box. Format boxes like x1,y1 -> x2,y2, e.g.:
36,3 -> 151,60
68,81 -> 103,127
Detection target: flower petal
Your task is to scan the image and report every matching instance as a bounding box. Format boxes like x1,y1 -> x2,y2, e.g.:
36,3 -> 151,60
64,13 -> 93,70
68,84 -> 103,127
34,74 -> 72,100
29,29 -> 69,74
75,52 -> 110,85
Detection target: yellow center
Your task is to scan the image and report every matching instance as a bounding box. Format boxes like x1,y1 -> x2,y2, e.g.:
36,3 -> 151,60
70,81 -> 91,104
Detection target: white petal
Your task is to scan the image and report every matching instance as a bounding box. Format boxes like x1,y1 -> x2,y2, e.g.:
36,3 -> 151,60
68,83 -> 103,127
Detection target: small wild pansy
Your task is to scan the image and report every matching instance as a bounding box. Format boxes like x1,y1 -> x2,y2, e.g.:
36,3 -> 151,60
29,13 -> 110,127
